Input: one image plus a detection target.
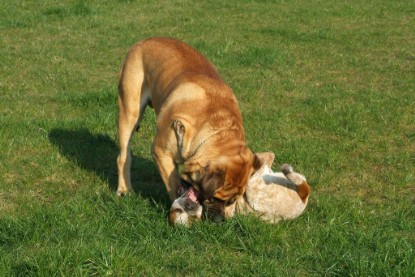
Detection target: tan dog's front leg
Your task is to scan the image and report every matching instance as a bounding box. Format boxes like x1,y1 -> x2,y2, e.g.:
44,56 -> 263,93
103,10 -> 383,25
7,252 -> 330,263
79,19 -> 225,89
152,144 -> 180,202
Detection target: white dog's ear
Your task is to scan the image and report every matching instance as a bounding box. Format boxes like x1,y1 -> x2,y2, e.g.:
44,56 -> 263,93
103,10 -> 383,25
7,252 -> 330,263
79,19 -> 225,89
255,152 -> 275,168
252,153 -> 262,172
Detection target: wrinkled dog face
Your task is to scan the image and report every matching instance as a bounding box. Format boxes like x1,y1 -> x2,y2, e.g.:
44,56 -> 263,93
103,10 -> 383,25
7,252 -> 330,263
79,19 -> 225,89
198,150 -> 261,221
178,164 -> 241,223
171,150 -> 262,226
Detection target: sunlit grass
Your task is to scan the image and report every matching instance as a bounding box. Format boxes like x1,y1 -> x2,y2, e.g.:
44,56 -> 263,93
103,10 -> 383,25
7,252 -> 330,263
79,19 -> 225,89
1,0 -> 414,275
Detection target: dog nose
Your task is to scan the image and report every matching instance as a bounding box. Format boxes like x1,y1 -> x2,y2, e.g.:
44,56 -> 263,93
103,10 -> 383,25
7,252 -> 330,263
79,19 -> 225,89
184,198 -> 195,211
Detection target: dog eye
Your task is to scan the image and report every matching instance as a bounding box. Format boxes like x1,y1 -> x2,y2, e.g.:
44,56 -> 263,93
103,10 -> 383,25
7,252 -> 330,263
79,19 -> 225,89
225,198 -> 236,206
209,197 -> 218,203
185,202 -> 194,211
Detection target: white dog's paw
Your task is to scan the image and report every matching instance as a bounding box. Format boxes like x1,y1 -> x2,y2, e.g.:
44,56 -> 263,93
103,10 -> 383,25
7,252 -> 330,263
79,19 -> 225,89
281,164 -> 293,175
281,164 -> 306,185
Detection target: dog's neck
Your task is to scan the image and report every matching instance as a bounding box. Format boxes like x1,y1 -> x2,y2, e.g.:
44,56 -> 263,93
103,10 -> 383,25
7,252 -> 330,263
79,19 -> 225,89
186,135 -> 211,159
185,128 -> 244,161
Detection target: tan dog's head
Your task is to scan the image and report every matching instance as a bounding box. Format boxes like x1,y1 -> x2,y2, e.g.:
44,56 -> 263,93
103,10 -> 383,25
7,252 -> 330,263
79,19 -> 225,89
169,151 -> 276,226
179,147 -> 262,222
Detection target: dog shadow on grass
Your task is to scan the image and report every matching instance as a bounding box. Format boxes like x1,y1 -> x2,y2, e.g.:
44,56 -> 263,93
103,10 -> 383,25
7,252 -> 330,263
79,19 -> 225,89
48,128 -> 170,205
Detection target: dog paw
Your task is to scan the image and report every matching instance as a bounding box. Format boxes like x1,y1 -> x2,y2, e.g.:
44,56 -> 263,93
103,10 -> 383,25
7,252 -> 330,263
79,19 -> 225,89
281,164 -> 307,186
281,164 -> 293,175
116,190 -> 130,197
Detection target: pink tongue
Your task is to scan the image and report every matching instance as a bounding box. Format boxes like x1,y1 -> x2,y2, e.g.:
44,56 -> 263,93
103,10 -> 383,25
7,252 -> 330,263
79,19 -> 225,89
187,187 -> 198,202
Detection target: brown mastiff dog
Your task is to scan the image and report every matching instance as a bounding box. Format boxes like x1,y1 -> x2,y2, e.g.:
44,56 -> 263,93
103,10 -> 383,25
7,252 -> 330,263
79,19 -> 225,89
116,37 -> 261,220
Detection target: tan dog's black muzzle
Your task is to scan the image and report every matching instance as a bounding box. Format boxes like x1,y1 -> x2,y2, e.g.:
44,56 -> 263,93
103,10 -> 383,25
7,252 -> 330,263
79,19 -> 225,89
202,198 -> 225,222
202,195 -> 238,222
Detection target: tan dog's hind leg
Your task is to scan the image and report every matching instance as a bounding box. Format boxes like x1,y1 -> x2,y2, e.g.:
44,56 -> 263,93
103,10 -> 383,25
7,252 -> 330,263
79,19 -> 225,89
116,49 -> 149,196
117,108 -> 137,196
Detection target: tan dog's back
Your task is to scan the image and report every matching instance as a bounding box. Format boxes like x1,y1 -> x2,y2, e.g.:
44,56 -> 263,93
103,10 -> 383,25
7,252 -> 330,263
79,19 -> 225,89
129,38 -> 223,112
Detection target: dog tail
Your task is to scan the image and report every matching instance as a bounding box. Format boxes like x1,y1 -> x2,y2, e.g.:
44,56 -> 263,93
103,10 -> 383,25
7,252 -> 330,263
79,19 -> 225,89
281,164 -> 311,203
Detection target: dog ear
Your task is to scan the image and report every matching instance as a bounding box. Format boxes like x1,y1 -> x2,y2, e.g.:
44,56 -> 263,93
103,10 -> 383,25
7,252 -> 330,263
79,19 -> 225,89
211,150 -> 260,202
211,176 -> 242,202
255,152 -> 275,168
253,153 -> 262,171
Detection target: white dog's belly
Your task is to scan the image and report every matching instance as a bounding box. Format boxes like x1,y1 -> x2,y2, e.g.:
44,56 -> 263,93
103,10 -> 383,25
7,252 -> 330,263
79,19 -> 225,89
245,167 -> 308,223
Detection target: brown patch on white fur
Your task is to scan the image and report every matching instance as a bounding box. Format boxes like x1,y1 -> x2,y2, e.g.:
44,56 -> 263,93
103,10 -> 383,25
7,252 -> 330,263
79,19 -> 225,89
281,164 -> 310,203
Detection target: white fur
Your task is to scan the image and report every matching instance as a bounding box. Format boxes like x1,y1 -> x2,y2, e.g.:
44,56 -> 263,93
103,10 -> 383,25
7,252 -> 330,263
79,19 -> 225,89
242,165 -> 309,223
170,197 -> 203,226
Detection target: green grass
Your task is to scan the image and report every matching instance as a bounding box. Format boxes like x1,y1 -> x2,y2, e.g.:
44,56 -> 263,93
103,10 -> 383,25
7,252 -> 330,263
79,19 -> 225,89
1,0 -> 414,275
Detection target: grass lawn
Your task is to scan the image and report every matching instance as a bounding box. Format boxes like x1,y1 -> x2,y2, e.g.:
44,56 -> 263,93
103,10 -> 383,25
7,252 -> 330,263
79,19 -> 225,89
1,0 -> 414,275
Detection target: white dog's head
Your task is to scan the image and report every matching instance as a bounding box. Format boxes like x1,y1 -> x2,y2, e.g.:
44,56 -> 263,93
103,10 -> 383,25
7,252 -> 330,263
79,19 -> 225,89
168,187 -> 203,226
